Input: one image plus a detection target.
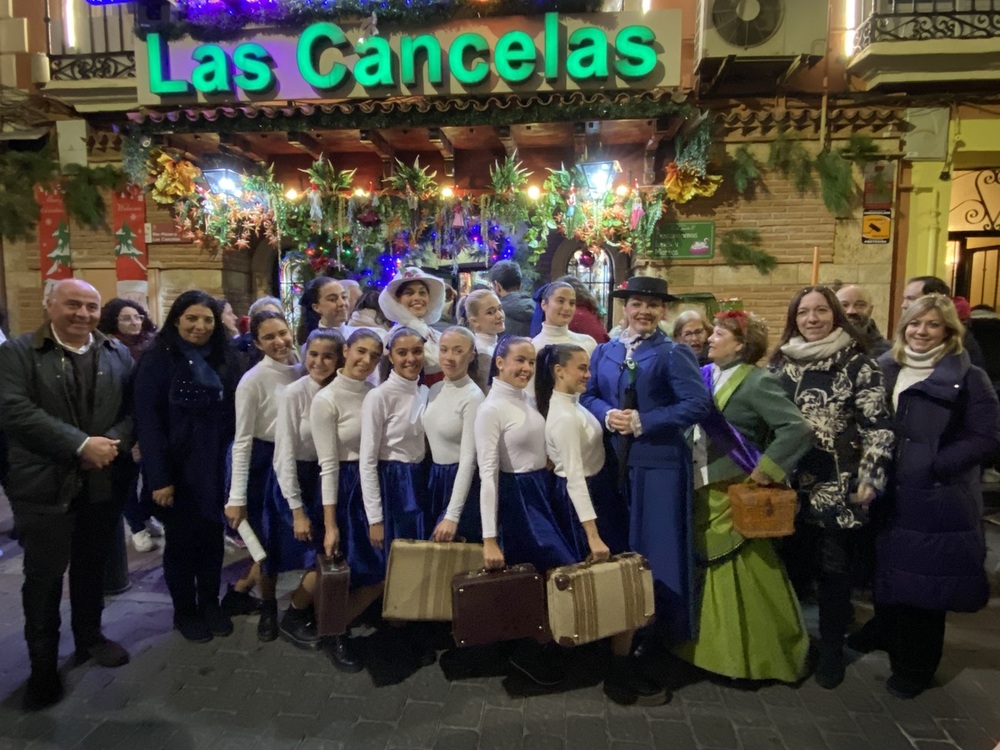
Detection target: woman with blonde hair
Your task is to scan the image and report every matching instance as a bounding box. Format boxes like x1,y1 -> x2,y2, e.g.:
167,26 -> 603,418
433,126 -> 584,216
858,294 -> 1000,699
460,288 -> 505,392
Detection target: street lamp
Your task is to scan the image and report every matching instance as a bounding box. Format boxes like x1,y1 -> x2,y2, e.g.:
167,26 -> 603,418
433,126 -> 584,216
579,160 -> 623,197
202,168 -> 246,198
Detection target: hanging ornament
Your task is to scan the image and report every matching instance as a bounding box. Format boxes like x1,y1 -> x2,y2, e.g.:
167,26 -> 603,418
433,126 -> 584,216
308,186 -> 322,224
406,188 -> 418,211
578,247 -> 596,269
566,186 -> 577,218
629,181 -> 645,231
359,12 -> 378,43
452,203 -> 464,228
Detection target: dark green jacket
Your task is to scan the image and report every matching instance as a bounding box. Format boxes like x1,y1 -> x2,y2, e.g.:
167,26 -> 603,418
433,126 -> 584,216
0,324 -> 133,513
703,365 -> 814,486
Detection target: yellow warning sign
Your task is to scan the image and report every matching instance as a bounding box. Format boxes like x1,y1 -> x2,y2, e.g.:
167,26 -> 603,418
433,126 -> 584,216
862,209 -> 891,245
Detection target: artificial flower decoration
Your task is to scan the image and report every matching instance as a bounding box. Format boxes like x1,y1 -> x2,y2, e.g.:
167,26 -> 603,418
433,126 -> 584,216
663,162 -> 722,204
151,152 -> 201,204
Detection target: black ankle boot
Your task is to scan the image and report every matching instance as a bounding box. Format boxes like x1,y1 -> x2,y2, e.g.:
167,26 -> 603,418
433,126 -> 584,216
604,655 -> 670,706
815,640 -> 846,689
23,668 -> 64,711
325,635 -> 363,673
258,599 -> 278,642
221,585 -> 263,616
279,605 -> 320,650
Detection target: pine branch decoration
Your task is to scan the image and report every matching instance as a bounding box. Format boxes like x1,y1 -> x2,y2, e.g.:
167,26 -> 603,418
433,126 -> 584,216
731,145 -> 760,195
815,149 -> 856,218
719,228 -> 778,275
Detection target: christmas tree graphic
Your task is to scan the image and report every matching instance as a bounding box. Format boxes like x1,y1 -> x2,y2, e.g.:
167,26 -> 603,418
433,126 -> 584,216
46,222 -> 72,277
114,222 -> 147,271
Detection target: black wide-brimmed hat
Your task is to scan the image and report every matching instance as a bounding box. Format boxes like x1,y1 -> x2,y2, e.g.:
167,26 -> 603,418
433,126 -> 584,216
610,276 -> 679,302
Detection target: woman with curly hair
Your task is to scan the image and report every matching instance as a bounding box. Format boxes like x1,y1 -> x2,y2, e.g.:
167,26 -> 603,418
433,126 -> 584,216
769,285 -> 894,689
675,311 -> 813,683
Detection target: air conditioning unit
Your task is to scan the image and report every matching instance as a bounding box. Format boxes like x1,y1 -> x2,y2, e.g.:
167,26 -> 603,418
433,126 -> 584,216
695,0 -> 829,64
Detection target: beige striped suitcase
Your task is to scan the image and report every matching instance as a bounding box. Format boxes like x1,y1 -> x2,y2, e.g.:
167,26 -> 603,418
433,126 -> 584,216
546,553 -> 656,646
382,539 -> 484,621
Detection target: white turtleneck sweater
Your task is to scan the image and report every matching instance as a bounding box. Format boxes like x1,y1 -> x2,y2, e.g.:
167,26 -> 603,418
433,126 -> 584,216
311,370 -> 372,507
273,375 -> 323,510
360,370 -> 428,524
545,391 -> 601,525
423,375 -> 486,522
228,355 -> 300,507
473,332 -> 498,393
532,323 -> 598,357
893,344 -> 945,409
475,379 -> 548,539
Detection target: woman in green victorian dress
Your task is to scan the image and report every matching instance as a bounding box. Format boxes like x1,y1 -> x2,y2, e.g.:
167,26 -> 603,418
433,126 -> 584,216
674,311 -> 814,682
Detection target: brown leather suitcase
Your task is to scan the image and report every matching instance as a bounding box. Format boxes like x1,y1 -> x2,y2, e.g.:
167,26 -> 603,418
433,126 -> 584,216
314,554 -> 351,637
451,565 -> 551,647
547,553 -> 655,647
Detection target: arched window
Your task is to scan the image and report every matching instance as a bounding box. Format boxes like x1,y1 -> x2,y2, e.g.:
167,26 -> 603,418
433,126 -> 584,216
567,246 -> 613,314
278,255 -> 309,340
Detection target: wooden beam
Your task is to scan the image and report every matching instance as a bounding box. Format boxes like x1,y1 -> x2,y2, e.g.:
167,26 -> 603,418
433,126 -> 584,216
496,125 -> 517,157
360,128 -> 395,178
644,117 -> 680,185
219,132 -> 264,162
428,127 -> 454,178
287,130 -> 324,158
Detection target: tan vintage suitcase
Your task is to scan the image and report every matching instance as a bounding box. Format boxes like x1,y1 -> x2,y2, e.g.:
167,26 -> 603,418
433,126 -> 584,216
382,539 -> 484,621
546,552 -> 655,646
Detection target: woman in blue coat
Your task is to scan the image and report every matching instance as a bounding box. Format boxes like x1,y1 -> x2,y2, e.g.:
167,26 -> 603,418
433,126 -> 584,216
134,291 -> 244,643
862,294 -> 1000,699
581,276 -> 712,650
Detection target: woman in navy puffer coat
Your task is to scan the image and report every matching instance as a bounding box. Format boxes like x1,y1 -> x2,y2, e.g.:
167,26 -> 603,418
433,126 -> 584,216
865,294 -> 1000,700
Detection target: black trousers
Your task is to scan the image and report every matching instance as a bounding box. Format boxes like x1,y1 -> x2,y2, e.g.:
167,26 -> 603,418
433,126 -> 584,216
782,524 -> 861,642
14,495 -> 122,671
874,603 -> 946,683
160,508 -> 224,618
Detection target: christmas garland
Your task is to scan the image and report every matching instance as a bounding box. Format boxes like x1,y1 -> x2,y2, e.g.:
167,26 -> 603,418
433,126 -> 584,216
150,0 -> 602,42
0,147 -> 124,243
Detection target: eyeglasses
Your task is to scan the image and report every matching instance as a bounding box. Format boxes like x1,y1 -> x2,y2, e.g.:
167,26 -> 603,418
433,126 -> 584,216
118,315 -> 144,323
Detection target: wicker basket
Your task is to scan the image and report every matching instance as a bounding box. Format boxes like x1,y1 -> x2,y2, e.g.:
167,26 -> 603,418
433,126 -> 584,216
727,483 -> 797,538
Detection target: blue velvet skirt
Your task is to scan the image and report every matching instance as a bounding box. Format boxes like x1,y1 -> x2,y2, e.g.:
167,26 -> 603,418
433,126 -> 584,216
335,461 -> 386,587
379,460 -> 430,547
497,469 -> 580,572
428,462 -> 483,543
264,460 -> 324,574
552,464 -> 630,559
224,438 -> 278,564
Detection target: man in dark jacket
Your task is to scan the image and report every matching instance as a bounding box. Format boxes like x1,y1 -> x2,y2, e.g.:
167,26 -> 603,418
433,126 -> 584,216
836,284 -> 891,356
0,279 -> 134,711
488,260 -> 534,337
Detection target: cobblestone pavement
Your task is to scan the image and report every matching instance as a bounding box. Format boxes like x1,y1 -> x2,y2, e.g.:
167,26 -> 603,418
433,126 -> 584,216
1,498 -> 999,750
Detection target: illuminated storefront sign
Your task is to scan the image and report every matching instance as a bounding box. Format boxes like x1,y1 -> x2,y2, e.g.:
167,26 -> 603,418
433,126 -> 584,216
136,11 -> 680,105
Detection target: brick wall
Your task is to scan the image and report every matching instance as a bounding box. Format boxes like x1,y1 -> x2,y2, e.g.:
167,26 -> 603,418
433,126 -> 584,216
633,142 -> 894,349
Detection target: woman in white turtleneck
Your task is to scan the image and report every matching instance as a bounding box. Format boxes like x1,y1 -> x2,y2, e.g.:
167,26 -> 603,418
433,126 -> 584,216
532,282 -> 598,357
422,327 -> 486,543
223,311 -> 299,641
309,328 -> 385,672
271,328 -> 345,650
769,285 -> 894,691
461,289 -> 505,394
378,267 -> 447,383
360,327 -> 431,551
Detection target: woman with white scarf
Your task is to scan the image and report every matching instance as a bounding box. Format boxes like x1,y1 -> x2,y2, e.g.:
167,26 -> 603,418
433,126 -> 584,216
769,285 -> 894,690
378,267 -> 447,385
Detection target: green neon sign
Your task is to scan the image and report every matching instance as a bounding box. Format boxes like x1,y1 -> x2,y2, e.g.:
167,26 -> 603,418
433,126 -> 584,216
146,12 -> 661,98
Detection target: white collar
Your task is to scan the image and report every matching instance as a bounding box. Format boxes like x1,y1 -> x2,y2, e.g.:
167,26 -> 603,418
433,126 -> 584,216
490,378 -> 527,401
443,374 -> 473,389
540,323 -> 570,338
261,353 -> 299,372
551,390 -> 579,406
475,332 -> 498,348
334,369 -> 371,392
51,326 -> 94,355
386,369 -> 420,393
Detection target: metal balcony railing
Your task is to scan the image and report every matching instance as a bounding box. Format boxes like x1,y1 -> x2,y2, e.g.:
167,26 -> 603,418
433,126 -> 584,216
45,0 -> 135,81
855,0 -> 1000,51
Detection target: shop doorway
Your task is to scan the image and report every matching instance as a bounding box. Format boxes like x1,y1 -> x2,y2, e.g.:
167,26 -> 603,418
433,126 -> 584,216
948,233 -> 1000,310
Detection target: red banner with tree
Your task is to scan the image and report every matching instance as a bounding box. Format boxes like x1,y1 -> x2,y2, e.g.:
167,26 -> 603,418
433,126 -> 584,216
35,186 -> 73,281
113,185 -> 148,281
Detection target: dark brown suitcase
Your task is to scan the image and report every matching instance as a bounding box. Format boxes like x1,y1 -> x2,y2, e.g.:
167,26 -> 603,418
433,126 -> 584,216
315,554 -> 351,637
451,564 -> 551,648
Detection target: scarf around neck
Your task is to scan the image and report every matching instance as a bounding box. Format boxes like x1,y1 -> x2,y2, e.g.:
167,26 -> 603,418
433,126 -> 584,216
898,343 -> 946,369
779,328 -> 853,363
177,340 -> 224,394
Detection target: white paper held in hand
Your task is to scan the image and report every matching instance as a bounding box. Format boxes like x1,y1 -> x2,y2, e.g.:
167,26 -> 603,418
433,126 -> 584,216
237,520 -> 267,562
